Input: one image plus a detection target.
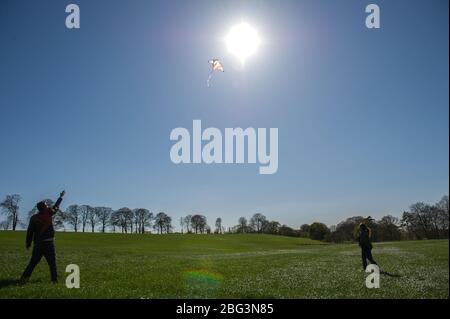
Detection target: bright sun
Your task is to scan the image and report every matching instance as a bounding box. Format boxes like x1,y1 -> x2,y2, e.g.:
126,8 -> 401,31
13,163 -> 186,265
226,22 -> 261,63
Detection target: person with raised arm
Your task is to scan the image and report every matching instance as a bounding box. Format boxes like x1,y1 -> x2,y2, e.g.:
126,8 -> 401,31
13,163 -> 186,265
20,191 -> 66,283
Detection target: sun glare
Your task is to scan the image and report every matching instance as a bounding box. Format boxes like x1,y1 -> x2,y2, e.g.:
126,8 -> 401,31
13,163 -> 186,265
226,22 -> 261,64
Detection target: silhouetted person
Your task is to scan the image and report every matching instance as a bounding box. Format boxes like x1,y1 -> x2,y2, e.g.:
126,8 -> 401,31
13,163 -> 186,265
20,191 -> 65,283
358,223 -> 378,271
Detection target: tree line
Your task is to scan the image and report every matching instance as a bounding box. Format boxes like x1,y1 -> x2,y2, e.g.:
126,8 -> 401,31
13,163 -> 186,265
225,196 -> 448,242
0,197 -> 172,234
0,194 -> 448,243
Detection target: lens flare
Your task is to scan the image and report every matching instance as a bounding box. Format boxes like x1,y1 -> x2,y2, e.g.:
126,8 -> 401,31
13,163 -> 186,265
226,22 -> 261,63
183,269 -> 224,286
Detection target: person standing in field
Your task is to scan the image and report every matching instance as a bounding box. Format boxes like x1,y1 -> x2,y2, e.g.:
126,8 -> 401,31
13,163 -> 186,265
20,191 -> 65,283
358,223 -> 378,271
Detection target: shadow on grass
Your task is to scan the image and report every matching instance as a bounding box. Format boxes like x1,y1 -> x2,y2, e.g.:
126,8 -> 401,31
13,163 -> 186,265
0,278 -> 21,288
380,271 -> 402,278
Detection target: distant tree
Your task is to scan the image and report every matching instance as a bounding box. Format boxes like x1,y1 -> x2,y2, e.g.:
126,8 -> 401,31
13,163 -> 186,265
110,210 -> 123,233
66,205 -> 80,232
278,225 -> 298,237
0,217 -> 11,230
184,215 -> 193,233
249,213 -> 267,233
154,212 -> 170,234
215,217 -> 223,234
124,209 -> 134,233
200,216 -> 207,233
191,215 -> 207,234
54,209 -> 67,231
180,217 -> 185,234
95,207 -> 112,233
299,224 -> 310,238
78,205 -> 93,232
190,215 -> 200,233
402,198 -> 450,239
144,209 -> 154,233
113,207 -> 133,233
329,216 -> 365,243
436,196 -> 449,238
377,215 -> 401,241
87,207 -> 99,232
309,222 -> 330,241
133,208 -> 152,234
164,214 -> 172,233
0,194 -> 21,230
132,210 -> 138,233
237,217 -> 248,233
261,220 -> 279,234
401,202 -> 440,239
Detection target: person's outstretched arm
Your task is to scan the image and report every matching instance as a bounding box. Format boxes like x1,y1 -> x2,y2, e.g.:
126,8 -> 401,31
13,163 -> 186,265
51,190 -> 65,216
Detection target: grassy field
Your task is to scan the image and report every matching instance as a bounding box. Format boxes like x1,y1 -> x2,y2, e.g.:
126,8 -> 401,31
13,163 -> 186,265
0,231 -> 448,299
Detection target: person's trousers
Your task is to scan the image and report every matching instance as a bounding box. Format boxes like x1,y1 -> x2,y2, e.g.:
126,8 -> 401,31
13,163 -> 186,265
22,240 -> 58,282
361,246 -> 378,270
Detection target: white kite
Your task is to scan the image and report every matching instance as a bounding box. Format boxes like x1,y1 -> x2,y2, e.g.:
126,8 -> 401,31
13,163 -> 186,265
207,59 -> 224,87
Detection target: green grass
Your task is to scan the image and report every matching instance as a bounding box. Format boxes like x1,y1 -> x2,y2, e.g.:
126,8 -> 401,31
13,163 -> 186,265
0,231 -> 448,298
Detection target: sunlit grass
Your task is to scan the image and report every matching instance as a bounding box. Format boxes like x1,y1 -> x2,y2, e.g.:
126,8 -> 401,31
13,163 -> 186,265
0,231 -> 447,298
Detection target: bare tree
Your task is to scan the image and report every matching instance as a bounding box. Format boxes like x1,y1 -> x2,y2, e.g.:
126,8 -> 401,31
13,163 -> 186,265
125,209 -> 134,233
164,215 -> 172,233
191,215 -> 201,233
154,212 -> 171,234
215,217 -> 223,234
436,196 -> 449,238
184,215 -> 192,233
133,210 -> 139,233
402,202 -> 443,239
191,214 -> 207,234
154,212 -> 166,234
0,218 -> 11,230
78,205 -> 92,232
133,208 -> 153,233
66,205 -> 80,232
249,213 -> 266,233
377,215 -> 401,241
95,207 -> 112,233
180,217 -> 184,234
0,194 -> 21,230
112,208 -> 132,233
88,207 -> 99,232
238,217 -> 248,233
109,210 -> 121,232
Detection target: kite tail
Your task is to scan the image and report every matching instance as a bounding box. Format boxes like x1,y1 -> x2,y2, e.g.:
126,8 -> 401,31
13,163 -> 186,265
207,72 -> 213,87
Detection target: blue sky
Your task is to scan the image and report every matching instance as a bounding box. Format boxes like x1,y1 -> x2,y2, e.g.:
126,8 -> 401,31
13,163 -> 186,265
0,0 -> 448,229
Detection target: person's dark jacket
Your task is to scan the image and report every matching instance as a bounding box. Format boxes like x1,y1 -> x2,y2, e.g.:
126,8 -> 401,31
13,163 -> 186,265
26,197 -> 63,247
358,228 -> 373,249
